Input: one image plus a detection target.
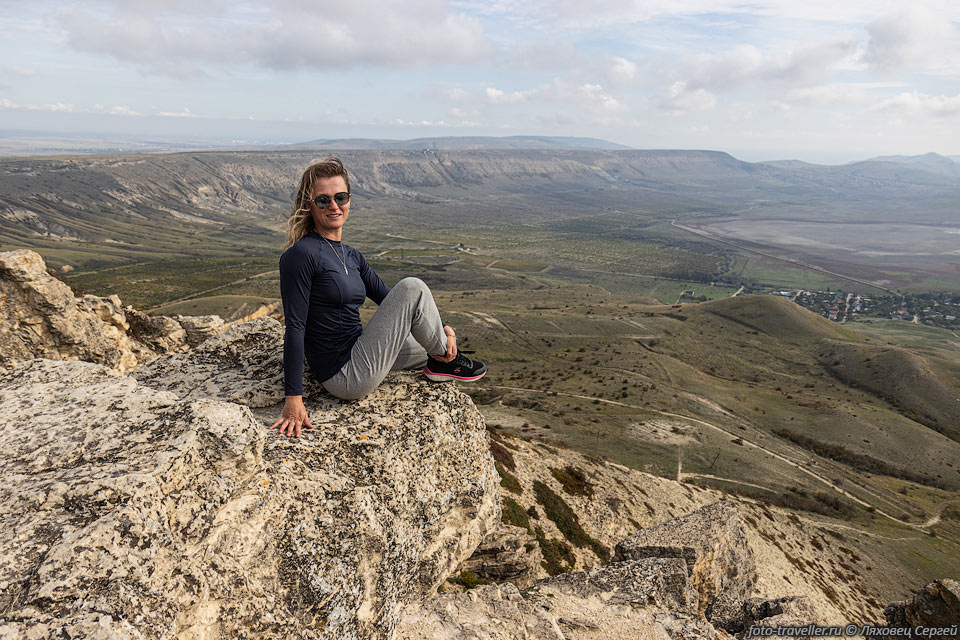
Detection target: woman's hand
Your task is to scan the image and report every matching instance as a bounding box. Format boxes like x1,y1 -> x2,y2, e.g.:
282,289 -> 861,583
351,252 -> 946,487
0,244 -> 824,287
269,395 -> 314,438
432,325 -> 458,363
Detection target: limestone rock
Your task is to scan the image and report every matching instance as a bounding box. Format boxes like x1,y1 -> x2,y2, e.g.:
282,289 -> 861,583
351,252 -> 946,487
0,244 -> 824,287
459,524 -> 542,589
396,558 -> 719,640
134,317 -> 320,408
176,313 -> 226,347
884,579 -> 960,628
124,306 -> 189,353
0,358 -> 500,640
0,249 -> 192,372
614,500 -> 756,632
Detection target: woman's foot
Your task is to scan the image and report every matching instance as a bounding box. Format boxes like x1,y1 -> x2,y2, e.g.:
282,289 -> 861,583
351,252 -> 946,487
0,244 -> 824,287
424,351 -> 487,382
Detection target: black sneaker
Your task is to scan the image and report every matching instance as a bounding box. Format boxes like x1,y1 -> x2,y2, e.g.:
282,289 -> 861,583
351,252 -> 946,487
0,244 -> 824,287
424,350 -> 487,382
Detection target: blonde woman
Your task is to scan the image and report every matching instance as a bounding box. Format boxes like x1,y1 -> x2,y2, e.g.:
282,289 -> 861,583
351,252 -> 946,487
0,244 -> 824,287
270,157 -> 486,437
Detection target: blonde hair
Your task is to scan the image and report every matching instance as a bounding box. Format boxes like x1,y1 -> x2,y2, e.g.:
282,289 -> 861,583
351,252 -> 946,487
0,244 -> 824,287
283,157 -> 352,250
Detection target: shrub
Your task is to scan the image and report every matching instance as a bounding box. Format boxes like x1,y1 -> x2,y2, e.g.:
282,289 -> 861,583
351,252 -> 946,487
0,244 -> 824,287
534,526 -> 575,576
496,463 -> 522,494
447,570 -> 487,589
501,496 -> 531,532
550,466 -> 594,497
533,480 -> 610,562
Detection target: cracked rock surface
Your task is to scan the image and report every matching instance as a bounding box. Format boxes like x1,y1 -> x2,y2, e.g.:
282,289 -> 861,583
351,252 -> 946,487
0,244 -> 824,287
395,558 -> 720,640
0,349 -> 499,639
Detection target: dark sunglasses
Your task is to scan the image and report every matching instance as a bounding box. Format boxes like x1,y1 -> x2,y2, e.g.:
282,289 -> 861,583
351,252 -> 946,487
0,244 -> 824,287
312,192 -> 350,209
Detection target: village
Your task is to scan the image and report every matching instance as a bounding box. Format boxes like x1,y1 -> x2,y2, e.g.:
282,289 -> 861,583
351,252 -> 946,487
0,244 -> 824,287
762,289 -> 960,330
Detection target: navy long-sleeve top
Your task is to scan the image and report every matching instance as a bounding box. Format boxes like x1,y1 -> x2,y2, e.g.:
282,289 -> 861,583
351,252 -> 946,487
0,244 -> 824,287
279,232 -> 390,395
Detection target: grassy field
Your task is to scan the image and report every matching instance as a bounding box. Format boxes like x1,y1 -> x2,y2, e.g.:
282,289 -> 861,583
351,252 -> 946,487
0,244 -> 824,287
850,318 -> 960,350
63,256 -> 279,309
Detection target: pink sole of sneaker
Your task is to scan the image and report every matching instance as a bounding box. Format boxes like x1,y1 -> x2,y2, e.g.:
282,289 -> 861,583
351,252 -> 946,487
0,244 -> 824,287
423,368 -> 487,382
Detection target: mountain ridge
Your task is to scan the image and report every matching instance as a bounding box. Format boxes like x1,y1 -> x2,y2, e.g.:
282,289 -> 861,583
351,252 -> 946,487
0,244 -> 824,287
292,135 -> 632,151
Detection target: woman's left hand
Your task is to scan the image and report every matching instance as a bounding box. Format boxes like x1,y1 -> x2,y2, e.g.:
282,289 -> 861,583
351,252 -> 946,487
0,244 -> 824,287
433,326 -> 458,363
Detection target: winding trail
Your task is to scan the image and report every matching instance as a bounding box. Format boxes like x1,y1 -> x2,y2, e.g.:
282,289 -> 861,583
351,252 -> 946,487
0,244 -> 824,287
478,383 -> 941,530
146,270 -> 276,312
925,498 -> 960,527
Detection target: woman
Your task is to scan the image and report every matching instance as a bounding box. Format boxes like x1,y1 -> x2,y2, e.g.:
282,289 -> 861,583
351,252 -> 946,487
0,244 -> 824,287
270,157 -> 486,438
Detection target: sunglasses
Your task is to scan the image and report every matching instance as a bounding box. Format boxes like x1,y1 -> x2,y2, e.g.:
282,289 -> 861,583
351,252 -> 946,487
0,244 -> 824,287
312,192 -> 351,209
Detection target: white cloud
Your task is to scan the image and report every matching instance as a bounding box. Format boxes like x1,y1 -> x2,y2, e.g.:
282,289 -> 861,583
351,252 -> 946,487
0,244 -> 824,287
158,107 -> 198,118
871,91 -> 960,117
681,40 -> 855,92
0,98 -> 75,112
56,1 -> 493,75
863,6 -> 960,73
109,105 -> 140,115
39,102 -> 74,112
485,87 -> 528,104
444,88 -> 471,103
607,56 -> 637,86
659,81 -> 716,114
5,65 -> 37,77
577,83 -> 625,111
481,78 -> 627,112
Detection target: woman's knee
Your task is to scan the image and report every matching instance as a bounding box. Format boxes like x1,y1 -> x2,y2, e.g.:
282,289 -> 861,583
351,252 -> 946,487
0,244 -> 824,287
392,277 -> 429,296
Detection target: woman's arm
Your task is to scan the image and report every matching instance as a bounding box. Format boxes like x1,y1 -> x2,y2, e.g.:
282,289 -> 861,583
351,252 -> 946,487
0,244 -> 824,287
433,323 -> 458,363
272,245 -> 316,437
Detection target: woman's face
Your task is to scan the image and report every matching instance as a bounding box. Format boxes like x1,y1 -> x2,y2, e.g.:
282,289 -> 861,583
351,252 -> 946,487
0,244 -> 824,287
309,175 -> 350,240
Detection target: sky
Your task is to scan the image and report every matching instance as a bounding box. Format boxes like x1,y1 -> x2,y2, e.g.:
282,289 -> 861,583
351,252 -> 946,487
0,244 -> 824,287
1,0 -> 959,162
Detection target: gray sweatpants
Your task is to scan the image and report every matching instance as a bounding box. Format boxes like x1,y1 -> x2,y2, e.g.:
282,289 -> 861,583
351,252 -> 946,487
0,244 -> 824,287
321,277 -> 448,400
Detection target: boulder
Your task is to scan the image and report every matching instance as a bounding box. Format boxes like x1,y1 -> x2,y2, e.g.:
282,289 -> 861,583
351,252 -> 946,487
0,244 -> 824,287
884,579 -> 960,628
396,557 -> 718,640
614,500 -> 757,632
0,355 -> 499,639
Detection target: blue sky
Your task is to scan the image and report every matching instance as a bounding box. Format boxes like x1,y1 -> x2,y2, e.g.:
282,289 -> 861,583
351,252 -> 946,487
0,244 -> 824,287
2,0 -> 959,162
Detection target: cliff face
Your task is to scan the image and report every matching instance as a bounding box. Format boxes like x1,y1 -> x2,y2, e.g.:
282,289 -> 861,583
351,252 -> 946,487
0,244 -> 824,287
0,282 -> 500,639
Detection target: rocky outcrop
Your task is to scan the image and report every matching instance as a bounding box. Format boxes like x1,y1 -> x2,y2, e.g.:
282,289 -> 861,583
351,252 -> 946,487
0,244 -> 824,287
0,249 -> 223,372
404,499 -> 821,639
175,313 -> 226,347
0,330 -> 499,639
458,524 -> 542,589
396,557 -> 717,640
472,428 -> 864,624
134,317 -> 306,408
742,596 -> 817,629
884,579 -> 960,628
614,501 -> 758,632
